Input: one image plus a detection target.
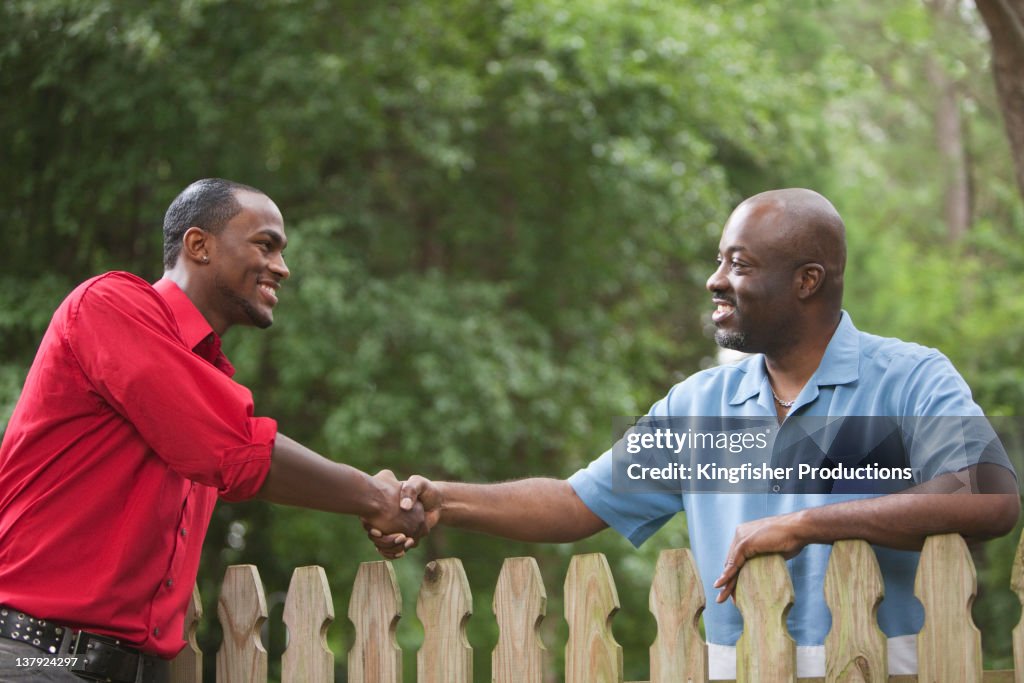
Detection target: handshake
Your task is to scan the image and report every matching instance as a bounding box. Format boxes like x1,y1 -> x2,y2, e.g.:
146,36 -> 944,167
348,472 -> 608,562
361,470 -> 441,560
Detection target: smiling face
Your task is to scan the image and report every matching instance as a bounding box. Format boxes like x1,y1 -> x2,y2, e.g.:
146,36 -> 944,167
205,190 -> 289,333
705,198 -> 803,355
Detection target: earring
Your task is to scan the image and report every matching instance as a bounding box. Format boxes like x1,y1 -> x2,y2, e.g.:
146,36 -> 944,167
201,255 -> 209,263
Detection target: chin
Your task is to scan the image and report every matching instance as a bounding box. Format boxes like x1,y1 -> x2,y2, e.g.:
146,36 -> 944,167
238,300 -> 274,329
249,313 -> 274,329
714,330 -> 750,352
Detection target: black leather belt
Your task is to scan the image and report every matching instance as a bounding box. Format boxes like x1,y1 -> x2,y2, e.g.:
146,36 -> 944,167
0,606 -> 168,683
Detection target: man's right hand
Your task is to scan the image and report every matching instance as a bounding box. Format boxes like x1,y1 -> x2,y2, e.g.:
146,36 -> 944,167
363,476 -> 607,558
363,474 -> 442,559
359,470 -> 433,558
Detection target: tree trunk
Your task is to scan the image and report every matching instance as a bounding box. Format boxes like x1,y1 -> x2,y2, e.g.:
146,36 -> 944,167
924,0 -> 972,239
975,0 -> 1024,201
925,52 -> 971,240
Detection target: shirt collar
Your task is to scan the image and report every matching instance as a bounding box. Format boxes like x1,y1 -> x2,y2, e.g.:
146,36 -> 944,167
729,310 -> 860,406
153,278 -> 236,377
809,310 -> 860,386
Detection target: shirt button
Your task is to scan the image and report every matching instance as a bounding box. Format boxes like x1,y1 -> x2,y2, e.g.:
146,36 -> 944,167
771,484 -> 781,493
180,528 -> 188,537
166,579 -> 174,588
153,627 -> 160,637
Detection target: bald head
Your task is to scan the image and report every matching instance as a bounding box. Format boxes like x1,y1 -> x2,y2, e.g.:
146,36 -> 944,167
707,188 -> 847,356
730,188 -> 846,306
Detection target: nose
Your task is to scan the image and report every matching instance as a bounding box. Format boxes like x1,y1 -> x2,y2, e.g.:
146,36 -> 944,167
270,253 -> 290,280
706,261 -> 727,294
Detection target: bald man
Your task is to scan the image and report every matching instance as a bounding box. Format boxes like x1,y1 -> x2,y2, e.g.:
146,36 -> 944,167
371,189 -> 1019,678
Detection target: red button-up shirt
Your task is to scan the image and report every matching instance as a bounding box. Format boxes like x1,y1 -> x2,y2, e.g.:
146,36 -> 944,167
0,272 -> 275,657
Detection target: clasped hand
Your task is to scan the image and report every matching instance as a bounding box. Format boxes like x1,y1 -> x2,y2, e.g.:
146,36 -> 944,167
360,471 -> 439,559
361,472 -> 440,559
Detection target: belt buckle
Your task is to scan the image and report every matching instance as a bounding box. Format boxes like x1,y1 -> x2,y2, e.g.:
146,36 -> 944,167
68,631 -> 141,683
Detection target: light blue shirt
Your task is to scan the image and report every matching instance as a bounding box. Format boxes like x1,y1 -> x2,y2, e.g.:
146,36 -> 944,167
569,311 -> 1012,647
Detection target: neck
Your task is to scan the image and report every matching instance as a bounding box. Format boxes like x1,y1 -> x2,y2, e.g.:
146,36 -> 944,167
162,267 -> 191,296
764,311 -> 842,398
162,267 -> 229,337
765,356 -> 816,405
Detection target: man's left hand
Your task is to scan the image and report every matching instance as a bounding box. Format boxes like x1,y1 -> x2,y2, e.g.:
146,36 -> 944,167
713,511 -> 808,603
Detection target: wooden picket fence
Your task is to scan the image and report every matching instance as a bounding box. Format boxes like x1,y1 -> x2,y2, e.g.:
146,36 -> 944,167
167,532 -> 1024,682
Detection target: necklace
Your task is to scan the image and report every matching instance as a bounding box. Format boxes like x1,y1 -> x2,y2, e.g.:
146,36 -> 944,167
770,388 -> 796,408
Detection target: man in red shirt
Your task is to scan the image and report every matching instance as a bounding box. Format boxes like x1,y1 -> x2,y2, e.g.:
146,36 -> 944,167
0,178 -> 424,682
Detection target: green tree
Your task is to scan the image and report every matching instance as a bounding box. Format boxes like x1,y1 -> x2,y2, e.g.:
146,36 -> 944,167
2,0 -> 1021,679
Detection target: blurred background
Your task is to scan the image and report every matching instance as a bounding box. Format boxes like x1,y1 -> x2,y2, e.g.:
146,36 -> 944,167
2,0 -> 1023,680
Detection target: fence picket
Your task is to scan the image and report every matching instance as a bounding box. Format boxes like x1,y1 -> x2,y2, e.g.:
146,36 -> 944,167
649,548 -> 707,683
215,565 -> 268,683
348,561 -> 402,683
168,530 -> 1023,683
493,557 -> 547,683
417,558 -> 473,683
169,585 -> 203,683
824,540 -> 886,682
565,553 -> 623,683
916,532 -> 982,683
282,566 -> 334,683
1012,529 -> 1024,683
735,554 -> 796,683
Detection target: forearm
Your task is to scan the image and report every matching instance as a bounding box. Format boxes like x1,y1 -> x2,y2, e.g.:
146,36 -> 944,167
794,465 -> 1019,549
256,433 -> 386,518
435,478 -> 607,543
793,491 -> 1020,550
713,468 -> 1019,603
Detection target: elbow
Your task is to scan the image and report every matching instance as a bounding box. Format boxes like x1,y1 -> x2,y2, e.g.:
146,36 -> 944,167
969,493 -> 1020,543
991,493 -> 1021,539
561,485 -> 609,543
964,464 -> 1021,542
549,521 -> 607,544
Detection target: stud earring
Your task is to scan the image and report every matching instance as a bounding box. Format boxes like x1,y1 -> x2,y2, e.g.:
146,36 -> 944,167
201,255 -> 209,263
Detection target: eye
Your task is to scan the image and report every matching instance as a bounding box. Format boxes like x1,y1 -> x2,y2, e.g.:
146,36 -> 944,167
716,255 -> 749,273
726,258 -> 751,273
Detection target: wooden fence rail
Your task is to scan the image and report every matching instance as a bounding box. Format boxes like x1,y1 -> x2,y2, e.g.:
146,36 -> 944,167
168,532 -> 1024,682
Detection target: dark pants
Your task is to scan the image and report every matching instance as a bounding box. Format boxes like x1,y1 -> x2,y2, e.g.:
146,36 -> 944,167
0,638 -> 81,681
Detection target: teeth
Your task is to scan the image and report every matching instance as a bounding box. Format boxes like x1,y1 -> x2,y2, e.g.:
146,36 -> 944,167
717,304 -> 734,313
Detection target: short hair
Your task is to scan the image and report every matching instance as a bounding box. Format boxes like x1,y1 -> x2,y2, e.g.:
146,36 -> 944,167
162,178 -> 265,269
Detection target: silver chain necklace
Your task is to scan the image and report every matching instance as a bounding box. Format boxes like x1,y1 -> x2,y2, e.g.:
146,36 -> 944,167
771,390 -> 796,409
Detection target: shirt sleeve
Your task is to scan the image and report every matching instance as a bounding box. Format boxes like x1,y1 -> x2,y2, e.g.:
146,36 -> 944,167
63,273 -> 274,501
567,393 -> 686,548
568,447 -> 684,547
898,351 -> 1016,484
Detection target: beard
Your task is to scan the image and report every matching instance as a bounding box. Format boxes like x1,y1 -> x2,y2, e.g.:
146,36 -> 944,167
216,281 -> 274,329
238,297 -> 273,329
714,312 -> 798,356
714,329 -> 750,352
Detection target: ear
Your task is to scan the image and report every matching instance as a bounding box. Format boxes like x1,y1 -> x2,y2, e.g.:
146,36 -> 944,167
181,227 -> 211,265
796,263 -> 825,300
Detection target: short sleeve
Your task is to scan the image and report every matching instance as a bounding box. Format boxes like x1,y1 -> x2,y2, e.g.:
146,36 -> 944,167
898,352 -> 1016,483
568,447 -> 685,547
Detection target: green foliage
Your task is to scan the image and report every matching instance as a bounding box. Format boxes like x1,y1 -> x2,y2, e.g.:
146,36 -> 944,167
2,0 -> 1023,679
